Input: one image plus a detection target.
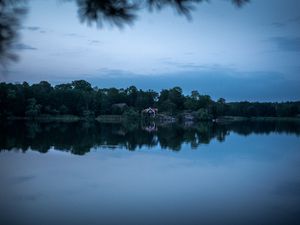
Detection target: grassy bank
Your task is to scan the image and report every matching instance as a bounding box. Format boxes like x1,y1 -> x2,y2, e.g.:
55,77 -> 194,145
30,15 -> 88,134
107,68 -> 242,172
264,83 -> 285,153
95,115 -> 126,123
5,114 -> 300,124
7,115 -> 81,122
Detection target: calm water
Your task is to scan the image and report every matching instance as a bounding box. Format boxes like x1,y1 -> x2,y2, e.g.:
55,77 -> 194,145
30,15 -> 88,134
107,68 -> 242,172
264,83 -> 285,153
1,120 -> 300,225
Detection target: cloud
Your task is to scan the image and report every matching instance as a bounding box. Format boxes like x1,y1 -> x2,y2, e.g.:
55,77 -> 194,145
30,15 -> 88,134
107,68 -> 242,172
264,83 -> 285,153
271,16 -> 300,28
12,43 -> 37,51
65,33 -> 85,38
287,16 -> 300,23
96,68 -> 137,78
270,37 -> 300,52
89,40 -> 101,45
50,48 -> 88,57
10,175 -> 36,185
159,59 -> 236,73
6,65 -> 300,102
86,67 -> 300,102
26,26 -> 40,31
23,26 -> 46,34
270,22 -> 285,28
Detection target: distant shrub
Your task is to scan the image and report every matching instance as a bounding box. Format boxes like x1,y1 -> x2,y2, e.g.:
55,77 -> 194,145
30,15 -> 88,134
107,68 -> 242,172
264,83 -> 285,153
196,108 -> 212,121
123,108 -> 139,120
25,98 -> 41,118
82,110 -> 95,118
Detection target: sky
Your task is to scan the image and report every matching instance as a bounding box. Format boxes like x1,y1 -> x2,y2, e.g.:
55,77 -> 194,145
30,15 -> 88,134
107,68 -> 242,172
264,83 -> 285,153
1,0 -> 300,101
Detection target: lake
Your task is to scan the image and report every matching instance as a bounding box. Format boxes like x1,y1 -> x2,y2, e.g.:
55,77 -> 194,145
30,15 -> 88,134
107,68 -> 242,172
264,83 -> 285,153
1,120 -> 300,225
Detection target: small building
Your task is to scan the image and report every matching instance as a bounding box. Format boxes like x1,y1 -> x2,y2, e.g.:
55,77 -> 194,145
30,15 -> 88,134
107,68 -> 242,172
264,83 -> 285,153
142,107 -> 158,118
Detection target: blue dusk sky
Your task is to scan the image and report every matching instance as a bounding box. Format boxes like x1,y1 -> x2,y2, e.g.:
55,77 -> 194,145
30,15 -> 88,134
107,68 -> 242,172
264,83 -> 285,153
1,0 -> 300,101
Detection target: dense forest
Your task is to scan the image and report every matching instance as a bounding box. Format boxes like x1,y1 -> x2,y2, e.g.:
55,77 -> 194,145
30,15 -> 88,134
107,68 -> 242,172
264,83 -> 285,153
0,80 -> 299,120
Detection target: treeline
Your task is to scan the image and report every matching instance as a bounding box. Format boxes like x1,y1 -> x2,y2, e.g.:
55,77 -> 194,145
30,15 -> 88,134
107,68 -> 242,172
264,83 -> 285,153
0,80 -> 299,119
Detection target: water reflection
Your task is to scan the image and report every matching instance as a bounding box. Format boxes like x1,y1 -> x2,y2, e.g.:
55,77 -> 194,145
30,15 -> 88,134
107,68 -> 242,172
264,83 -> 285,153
1,120 -> 299,154
1,120 -> 300,225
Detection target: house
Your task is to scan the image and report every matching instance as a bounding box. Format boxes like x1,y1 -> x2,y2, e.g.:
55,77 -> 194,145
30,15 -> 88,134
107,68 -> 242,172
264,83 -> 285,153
142,107 -> 158,118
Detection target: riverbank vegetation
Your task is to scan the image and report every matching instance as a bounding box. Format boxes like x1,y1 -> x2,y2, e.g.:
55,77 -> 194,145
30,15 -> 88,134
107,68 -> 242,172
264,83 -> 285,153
1,80 -> 299,121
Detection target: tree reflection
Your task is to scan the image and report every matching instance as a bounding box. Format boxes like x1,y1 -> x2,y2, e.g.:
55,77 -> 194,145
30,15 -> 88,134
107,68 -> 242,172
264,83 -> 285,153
0,120 -> 299,155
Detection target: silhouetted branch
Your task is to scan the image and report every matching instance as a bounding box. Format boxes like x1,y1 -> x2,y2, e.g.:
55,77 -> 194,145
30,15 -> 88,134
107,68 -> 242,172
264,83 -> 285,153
0,0 -> 27,66
232,0 -> 249,7
75,0 -> 250,27
147,0 -> 204,19
76,0 -> 139,28
0,0 -> 250,66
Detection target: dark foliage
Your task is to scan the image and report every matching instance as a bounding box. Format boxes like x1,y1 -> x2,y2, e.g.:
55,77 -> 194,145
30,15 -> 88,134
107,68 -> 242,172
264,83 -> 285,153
75,0 -> 249,27
76,0 -> 138,27
0,80 -> 299,118
0,0 -> 27,65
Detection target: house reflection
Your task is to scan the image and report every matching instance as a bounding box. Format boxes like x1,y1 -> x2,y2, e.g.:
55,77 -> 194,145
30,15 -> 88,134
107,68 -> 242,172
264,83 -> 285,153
142,121 -> 157,132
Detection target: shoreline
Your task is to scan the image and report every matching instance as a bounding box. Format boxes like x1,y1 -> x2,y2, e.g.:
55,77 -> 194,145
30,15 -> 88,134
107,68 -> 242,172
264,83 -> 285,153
3,115 -> 300,123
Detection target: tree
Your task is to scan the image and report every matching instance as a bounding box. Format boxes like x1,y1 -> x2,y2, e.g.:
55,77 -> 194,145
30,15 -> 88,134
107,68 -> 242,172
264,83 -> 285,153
59,105 -> 69,114
169,87 -> 184,110
55,83 -> 73,91
25,98 -> 41,118
1,80 -> 300,118
184,90 -> 201,111
217,98 -> 226,104
196,108 -> 212,121
159,99 -> 177,114
71,80 -> 93,92
126,86 -> 138,106
198,94 -> 212,108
